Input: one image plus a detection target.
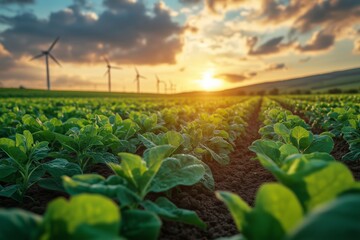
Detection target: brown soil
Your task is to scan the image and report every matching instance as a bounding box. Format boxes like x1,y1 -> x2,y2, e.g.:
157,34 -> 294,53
159,99 -> 275,240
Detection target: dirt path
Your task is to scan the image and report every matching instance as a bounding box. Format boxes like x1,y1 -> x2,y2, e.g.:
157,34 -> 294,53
160,99 -> 275,240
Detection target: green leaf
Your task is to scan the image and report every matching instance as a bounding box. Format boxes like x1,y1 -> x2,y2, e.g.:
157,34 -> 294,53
304,135 -> 334,154
248,184 -> 303,239
43,159 -> 82,179
284,161 -> 355,211
0,164 -> 17,179
274,123 -> 290,143
55,133 -> 79,153
290,127 -> 313,151
150,154 -> 205,193
41,194 -> 121,239
0,184 -> 20,199
249,140 -> 282,165
216,191 -> 251,231
142,197 -> 206,229
0,138 -> 27,163
109,153 -> 147,191
121,209 -> 161,240
288,195 -> 360,240
0,209 -> 42,240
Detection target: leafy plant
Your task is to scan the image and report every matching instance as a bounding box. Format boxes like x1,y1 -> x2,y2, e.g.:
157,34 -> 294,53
0,130 -> 49,201
0,194 -> 124,239
62,145 -> 208,229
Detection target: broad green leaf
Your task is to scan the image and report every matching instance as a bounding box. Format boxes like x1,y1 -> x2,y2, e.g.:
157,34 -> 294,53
55,133 -> 79,153
41,194 -> 121,240
249,140 -> 282,165
0,184 -> 20,198
109,153 -> 147,191
0,138 -> 27,163
164,131 -> 184,148
0,164 -> 17,179
23,130 -> 34,150
120,210 -> 161,240
304,135 -> 334,154
0,209 -> 42,240
42,159 -> 82,179
290,127 -> 313,151
274,123 -> 290,143
247,184 -> 303,240
288,195 -> 360,240
284,161 -> 355,211
150,154 -> 205,192
216,191 -> 251,231
142,197 -> 206,229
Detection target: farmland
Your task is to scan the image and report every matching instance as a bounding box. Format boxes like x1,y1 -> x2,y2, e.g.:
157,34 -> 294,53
0,91 -> 359,240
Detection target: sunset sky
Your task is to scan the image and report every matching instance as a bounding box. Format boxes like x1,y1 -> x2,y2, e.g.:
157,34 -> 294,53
0,0 -> 359,93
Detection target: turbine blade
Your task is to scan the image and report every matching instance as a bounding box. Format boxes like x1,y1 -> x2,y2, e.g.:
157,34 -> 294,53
135,66 -> 139,75
140,75 -> 146,79
49,53 -> 61,67
48,36 -> 60,52
112,66 -> 122,70
30,53 -> 44,61
104,70 -> 109,77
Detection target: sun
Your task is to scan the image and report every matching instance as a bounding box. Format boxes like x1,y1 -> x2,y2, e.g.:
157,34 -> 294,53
198,70 -> 223,91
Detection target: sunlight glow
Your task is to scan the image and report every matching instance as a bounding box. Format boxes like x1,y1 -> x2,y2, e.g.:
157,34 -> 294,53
198,70 -> 223,91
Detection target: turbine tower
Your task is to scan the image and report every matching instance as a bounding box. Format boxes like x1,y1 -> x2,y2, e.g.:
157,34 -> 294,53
31,37 -> 61,91
134,67 -> 146,93
156,74 -> 167,94
104,57 -> 122,92
156,74 -> 161,94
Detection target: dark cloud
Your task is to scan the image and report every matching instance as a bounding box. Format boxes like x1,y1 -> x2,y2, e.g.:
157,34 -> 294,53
0,0 -> 185,65
247,36 -> 293,56
179,0 -> 246,13
257,1 -> 360,54
0,0 -> 34,4
216,71 -> 255,83
294,0 -> 360,34
297,31 -> 335,52
266,63 -> 287,71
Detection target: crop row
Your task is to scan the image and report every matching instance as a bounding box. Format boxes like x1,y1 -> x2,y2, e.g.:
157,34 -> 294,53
0,97 -> 258,239
274,96 -> 359,161
216,97 -> 360,239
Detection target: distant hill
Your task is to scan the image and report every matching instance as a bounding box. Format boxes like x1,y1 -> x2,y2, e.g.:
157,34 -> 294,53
218,67 -> 360,95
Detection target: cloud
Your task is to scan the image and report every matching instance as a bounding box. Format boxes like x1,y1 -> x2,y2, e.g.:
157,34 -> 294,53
0,43 -> 14,71
0,0 -> 185,65
297,31 -> 335,52
0,0 -> 34,4
216,71 -> 255,83
265,62 -> 287,71
353,40 -> 360,54
247,36 -> 293,56
179,0 -> 247,13
258,1 -> 360,53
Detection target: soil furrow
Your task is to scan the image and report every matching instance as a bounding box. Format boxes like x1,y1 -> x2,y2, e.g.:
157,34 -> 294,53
159,98 -> 275,240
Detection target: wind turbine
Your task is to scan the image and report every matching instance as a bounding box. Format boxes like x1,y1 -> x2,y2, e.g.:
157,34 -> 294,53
104,57 -> 122,92
156,74 -> 168,94
168,80 -> 176,94
134,67 -> 146,93
156,74 -> 161,94
31,37 -> 61,91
